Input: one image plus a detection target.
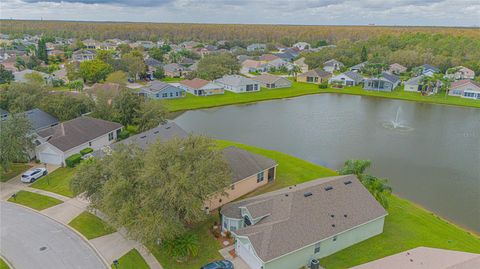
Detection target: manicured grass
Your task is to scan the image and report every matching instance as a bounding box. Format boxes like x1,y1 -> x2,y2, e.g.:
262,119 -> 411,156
30,167 -> 76,198
150,215 -> 223,269
161,81 -> 480,112
69,211 -> 116,240
321,195 -> 480,268
0,257 -> 10,269
111,249 -> 150,269
161,77 -> 184,82
0,163 -> 32,182
7,190 -> 63,210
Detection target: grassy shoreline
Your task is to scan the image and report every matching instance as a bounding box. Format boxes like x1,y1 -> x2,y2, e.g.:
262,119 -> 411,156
162,81 -> 480,112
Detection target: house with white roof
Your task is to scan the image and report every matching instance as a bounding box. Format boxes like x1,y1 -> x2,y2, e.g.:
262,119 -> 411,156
214,75 -> 260,93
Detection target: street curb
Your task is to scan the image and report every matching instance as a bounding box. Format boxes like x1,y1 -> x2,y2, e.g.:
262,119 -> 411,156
0,255 -> 14,269
3,201 -> 110,269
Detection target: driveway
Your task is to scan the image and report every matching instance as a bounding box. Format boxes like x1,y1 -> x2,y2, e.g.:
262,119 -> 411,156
0,202 -> 107,269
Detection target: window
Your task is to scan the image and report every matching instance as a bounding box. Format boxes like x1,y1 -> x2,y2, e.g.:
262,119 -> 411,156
170,92 -> 173,97
223,219 -> 228,229
108,132 -> 114,141
89,142 -> 92,146
257,171 -> 264,183
452,89 -> 461,95
314,242 -> 320,254
464,92 -> 475,98
162,93 -> 168,98
176,92 -> 179,96
333,236 -> 337,242
230,225 -> 237,231
156,93 -> 160,98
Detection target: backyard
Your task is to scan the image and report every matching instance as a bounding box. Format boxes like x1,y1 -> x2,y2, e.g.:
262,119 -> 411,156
161,81 -> 480,112
155,140 -> 480,269
7,190 -> 63,210
30,167 -> 76,197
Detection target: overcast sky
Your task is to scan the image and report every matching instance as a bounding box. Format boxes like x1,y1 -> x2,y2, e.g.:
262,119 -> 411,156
1,0 -> 479,27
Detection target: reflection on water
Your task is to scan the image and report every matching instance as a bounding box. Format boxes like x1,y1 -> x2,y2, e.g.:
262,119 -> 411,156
174,94 -> 480,233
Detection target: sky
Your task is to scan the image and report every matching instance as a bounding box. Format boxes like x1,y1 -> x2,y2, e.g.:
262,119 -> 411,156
1,0 -> 479,27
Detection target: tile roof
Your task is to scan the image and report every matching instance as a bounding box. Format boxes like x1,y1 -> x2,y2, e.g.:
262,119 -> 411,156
450,79 -> 480,89
298,68 -> 332,78
343,71 -> 364,81
37,116 -> 123,152
142,81 -> 179,93
252,74 -> 288,84
381,72 -> 400,83
259,54 -> 280,62
351,247 -> 480,269
221,175 -> 387,262
215,75 -> 258,87
324,59 -> 344,67
180,78 -> 210,89
421,64 -> 440,72
222,146 -> 277,183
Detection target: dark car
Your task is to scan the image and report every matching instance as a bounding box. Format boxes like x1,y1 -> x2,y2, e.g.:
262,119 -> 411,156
200,260 -> 234,269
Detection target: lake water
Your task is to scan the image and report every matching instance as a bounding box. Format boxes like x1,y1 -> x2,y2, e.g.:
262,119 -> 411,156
174,94 -> 480,233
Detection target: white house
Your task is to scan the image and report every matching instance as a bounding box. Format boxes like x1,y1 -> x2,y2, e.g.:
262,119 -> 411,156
220,175 -> 387,269
179,78 -> 224,96
292,42 -> 310,51
35,116 -> 123,165
214,75 -> 260,93
445,66 -> 475,80
323,59 -> 344,73
449,79 -> 480,100
328,71 -> 364,86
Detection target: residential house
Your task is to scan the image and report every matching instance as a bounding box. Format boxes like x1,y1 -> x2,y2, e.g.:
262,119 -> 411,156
323,59 -> 344,73
292,42 -> 310,51
163,63 -> 190,78
448,79 -> 480,100
351,247 -> 480,269
419,64 -> 440,77
72,49 -> 96,62
266,58 -> 293,71
205,146 -> 277,211
274,44 -> 287,52
252,74 -> 292,89
350,61 -> 368,72
259,54 -> 280,62
237,55 -> 253,63
93,122 -> 188,158
85,83 -> 123,103
179,41 -> 200,50
297,69 -> 332,84
247,43 -> 266,52
274,48 -> 299,62
35,116 -> 123,165
328,71 -> 364,86
364,72 -> 400,92
214,75 -> 260,93
179,78 -> 225,96
445,66 -> 475,80
82,39 -> 98,49
293,57 -> 308,73
52,67 -> 68,83
241,60 -> 268,74
145,58 -> 164,79
139,81 -> 185,99
404,75 -> 441,95
388,63 -> 407,75
4,108 -> 59,133
220,175 -> 387,269
13,69 -> 50,83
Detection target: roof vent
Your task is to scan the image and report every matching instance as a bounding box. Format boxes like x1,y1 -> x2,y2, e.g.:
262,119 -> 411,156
165,126 -> 171,129
344,181 -> 352,185
154,131 -> 159,134
332,224 -> 336,227
285,194 -> 289,197
324,186 -> 333,191
344,214 -> 348,218
303,192 -> 312,197
140,135 -> 147,139
289,186 -> 292,189
330,214 -> 334,218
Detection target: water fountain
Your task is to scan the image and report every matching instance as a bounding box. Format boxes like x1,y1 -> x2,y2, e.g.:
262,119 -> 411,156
382,106 -> 414,131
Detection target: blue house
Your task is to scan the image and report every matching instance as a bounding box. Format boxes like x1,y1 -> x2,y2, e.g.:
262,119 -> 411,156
139,81 -> 185,99
363,72 -> 400,92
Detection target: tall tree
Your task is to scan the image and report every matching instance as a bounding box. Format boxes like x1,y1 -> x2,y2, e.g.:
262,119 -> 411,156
37,38 -> 48,64
121,52 -> 145,81
134,101 -> 167,132
0,65 -> 14,84
196,54 -> 240,80
0,114 -> 34,172
39,93 -> 94,121
79,59 -> 113,83
112,89 -> 141,126
361,45 -> 368,62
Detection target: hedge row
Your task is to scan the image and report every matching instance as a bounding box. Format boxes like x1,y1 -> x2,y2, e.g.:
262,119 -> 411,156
80,147 -> 93,155
65,153 -> 82,168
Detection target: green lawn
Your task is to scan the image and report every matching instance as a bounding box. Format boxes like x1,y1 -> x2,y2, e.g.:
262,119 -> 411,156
0,163 -> 32,182
161,81 -> 480,112
156,140 -> 480,269
69,211 -> 116,240
150,215 -> 223,269
30,167 -> 76,197
111,249 -> 150,269
7,190 -> 63,210
161,77 -> 184,82
0,257 -> 10,269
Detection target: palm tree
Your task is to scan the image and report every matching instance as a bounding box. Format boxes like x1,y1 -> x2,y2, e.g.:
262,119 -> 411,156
163,233 -> 199,261
289,65 -> 301,77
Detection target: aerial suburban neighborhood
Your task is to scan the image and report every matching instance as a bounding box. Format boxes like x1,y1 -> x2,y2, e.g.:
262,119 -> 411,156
0,2 -> 479,269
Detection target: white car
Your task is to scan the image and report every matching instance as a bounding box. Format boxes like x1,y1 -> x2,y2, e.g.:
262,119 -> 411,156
21,168 -> 48,183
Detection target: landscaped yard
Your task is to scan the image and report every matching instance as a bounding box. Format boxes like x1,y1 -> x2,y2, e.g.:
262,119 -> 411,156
0,257 -> 10,269
30,167 -> 76,197
7,190 -> 63,210
0,163 -> 32,182
111,249 -> 150,269
161,81 -> 480,112
69,211 -> 116,240
161,77 -> 184,82
155,140 -> 480,269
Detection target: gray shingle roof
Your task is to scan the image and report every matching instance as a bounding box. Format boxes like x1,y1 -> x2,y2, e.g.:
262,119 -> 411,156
252,74 -> 287,85
23,108 -> 59,132
215,75 -> 258,87
421,64 -> 440,73
222,146 -> 277,183
381,72 -> 400,84
37,116 -> 123,152
298,68 -> 332,78
142,81 -> 178,93
221,175 -> 387,262
106,122 -> 187,153
343,71 -> 364,81
145,58 -> 163,67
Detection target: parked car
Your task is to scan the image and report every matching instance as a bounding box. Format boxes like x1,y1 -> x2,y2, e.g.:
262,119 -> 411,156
21,168 -> 48,183
200,260 -> 234,269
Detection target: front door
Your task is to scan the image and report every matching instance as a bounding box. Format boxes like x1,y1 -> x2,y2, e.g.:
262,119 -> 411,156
268,167 -> 275,182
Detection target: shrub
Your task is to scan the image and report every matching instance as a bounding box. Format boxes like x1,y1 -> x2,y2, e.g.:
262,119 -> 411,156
80,148 -> 93,155
319,82 -> 328,89
212,229 -> 221,238
117,129 -> 130,140
226,230 -> 232,239
163,233 -> 200,260
65,153 -> 82,168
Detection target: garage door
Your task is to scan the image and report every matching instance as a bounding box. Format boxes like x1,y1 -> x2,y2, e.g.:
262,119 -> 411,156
236,241 -> 262,269
39,153 -> 63,165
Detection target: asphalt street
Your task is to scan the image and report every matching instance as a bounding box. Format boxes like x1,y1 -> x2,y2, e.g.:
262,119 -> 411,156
0,202 -> 106,269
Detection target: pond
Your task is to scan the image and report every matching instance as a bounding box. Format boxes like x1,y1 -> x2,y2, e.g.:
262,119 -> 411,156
174,94 -> 480,233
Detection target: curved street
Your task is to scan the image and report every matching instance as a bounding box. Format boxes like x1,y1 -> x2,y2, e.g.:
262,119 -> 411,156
0,202 -> 107,269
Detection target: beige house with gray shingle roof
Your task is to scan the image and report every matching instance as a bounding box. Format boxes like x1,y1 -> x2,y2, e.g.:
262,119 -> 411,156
220,175 -> 387,269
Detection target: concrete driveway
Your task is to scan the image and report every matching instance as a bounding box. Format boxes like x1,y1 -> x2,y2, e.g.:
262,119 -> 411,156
0,202 -> 107,269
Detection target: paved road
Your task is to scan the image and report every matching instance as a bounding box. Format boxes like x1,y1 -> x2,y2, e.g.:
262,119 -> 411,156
0,202 -> 107,269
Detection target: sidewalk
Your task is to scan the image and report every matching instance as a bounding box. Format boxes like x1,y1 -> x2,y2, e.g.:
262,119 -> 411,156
0,167 -> 163,269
